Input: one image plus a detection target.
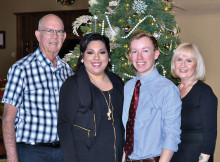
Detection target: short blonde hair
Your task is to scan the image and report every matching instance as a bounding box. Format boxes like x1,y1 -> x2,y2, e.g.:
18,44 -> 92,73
171,43 -> 206,80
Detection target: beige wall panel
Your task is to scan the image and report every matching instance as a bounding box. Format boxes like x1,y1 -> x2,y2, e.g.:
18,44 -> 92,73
175,12 -> 220,161
0,0 -> 89,77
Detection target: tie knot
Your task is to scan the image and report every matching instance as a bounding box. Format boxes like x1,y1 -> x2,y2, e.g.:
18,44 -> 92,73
135,80 -> 141,88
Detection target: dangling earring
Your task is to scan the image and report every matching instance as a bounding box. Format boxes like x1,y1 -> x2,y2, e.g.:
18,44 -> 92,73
81,59 -> 84,63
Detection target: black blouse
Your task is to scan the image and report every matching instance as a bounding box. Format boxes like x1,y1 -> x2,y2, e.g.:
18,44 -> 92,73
180,80 -> 217,154
58,66 -> 124,162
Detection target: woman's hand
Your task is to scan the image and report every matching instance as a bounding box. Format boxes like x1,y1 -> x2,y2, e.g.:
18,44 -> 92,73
198,153 -> 210,162
122,150 -> 126,162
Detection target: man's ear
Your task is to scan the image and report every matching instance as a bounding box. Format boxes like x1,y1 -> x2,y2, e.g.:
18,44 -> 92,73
35,30 -> 40,42
154,50 -> 160,60
63,32 -> 66,41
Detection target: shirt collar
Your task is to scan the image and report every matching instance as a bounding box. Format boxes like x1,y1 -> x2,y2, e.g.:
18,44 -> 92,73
35,48 -> 63,70
135,68 -> 159,84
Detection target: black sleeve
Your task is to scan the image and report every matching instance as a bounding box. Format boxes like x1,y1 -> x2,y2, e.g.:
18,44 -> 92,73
58,77 -> 79,161
200,84 -> 218,154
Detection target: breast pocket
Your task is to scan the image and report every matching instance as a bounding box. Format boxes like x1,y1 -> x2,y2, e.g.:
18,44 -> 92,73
24,79 -> 48,102
73,124 -> 91,138
71,109 -> 96,147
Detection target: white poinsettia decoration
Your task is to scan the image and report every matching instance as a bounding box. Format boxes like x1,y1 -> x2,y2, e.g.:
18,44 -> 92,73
172,25 -> 180,37
72,15 -> 92,36
105,26 -> 120,41
88,0 -> 98,6
62,53 -> 79,62
153,32 -> 162,39
109,1 -> 119,6
110,42 -> 121,50
132,0 -> 148,14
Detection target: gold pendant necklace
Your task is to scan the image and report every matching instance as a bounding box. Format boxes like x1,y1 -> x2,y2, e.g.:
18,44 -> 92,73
100,90 -> 112,120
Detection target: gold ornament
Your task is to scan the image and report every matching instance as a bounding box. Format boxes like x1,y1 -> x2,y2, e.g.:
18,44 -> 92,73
124,44 -> 128,48
56,0 -> 75,6
169,41 -> 173,51
164,70 -> 167,74
112,37 -> 117,42
118,19 -> 123,23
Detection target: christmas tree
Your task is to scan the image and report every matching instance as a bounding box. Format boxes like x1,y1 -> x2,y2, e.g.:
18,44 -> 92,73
63,0 -> 180,83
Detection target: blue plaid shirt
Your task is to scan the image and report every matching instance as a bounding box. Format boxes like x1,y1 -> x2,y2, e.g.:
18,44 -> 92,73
2,48 -> 73,143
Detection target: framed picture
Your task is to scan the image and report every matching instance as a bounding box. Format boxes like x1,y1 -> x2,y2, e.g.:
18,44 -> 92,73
0,31 -> 5,49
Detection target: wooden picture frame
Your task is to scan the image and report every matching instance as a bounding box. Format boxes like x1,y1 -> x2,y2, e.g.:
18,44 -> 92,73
0,31 -> 5,49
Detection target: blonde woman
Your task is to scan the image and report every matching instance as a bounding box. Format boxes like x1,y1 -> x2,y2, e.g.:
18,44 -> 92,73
171,43 -> 218,162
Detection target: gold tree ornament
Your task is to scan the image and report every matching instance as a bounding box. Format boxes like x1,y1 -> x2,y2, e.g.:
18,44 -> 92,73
56,0 -> 75,5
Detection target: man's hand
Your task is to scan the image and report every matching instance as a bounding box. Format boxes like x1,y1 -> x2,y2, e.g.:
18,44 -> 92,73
2,103 -> 18,162
159,149 -> 174,162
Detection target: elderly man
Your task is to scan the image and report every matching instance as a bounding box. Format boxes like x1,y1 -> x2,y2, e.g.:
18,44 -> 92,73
2,14 -> 73,162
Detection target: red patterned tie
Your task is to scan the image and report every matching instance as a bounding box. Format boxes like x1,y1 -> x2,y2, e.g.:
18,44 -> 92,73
124,80 -> 141,156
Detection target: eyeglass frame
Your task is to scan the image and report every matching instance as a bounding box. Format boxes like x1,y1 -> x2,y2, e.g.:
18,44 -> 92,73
38,28 -> 65,36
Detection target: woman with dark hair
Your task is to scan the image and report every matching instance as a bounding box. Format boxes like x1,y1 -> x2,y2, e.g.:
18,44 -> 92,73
58,33 -> 124,162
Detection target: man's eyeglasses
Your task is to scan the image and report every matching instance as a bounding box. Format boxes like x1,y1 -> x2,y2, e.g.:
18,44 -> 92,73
39,28 -> 65,36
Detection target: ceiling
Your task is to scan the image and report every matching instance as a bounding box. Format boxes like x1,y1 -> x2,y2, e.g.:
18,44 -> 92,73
173,0 -> 220,14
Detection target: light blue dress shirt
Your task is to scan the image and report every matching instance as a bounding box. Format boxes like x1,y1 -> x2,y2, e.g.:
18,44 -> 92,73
122,68 -> 182,160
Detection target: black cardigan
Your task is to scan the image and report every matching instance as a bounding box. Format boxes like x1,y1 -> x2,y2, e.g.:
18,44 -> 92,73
58,65 -> 124,162
180,80 -> 218,154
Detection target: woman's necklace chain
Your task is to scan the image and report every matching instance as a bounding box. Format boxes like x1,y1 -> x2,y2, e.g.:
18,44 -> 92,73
100,90 -> 112,120
179,80 -> 196,95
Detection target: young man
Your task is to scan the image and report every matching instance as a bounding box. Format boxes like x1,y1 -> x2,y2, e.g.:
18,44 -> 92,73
122,31 -> 182,162
2,14 -> 73,162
